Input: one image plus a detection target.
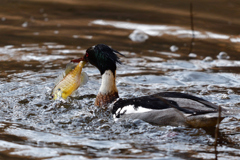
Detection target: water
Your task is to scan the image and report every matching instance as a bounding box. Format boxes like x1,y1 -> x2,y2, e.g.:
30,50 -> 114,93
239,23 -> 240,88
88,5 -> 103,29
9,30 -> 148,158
0,0 -> 240,159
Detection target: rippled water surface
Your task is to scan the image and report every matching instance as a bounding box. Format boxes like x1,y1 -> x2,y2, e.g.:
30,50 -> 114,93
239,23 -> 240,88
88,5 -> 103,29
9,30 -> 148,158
1,0 -> 240,159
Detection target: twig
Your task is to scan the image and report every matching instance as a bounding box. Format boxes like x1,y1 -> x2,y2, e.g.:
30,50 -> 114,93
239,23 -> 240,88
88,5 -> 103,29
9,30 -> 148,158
214,106 -> 222,160
189,2 -> 195,54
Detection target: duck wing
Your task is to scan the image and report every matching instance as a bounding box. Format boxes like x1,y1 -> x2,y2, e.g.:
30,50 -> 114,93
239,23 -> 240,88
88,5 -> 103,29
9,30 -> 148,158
155,92 -> 220,111
153,92 -> 222,114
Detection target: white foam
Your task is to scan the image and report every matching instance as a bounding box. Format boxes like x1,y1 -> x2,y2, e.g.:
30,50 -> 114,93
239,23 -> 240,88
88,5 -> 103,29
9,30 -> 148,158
92,19 -> 179,32
170,45 -> 179,52
188,53 -> 197,58
91,19 -> 233,41
47,45 -> 65,49
206,32 -> 229,39
156,51 -> 180,57
230,38 -> 240,43
129,30 -> 149,42
52,49 -> 85,54
21,55 -> 65,61
22,21 -> 28,27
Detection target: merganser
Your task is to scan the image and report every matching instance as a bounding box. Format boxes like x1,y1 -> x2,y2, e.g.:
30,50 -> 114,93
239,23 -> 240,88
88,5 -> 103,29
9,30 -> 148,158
75,44 -> 224,128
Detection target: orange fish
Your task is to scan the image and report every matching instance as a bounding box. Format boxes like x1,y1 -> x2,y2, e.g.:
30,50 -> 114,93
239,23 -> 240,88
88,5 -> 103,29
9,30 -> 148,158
52,61 -> 88,100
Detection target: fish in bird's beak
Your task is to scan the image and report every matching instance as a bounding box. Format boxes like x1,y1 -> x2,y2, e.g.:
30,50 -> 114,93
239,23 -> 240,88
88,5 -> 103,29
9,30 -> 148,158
52,60 -> 88,100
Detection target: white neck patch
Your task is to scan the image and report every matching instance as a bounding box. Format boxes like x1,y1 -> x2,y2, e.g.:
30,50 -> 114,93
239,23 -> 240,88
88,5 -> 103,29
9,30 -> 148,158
99,70 -> 118,94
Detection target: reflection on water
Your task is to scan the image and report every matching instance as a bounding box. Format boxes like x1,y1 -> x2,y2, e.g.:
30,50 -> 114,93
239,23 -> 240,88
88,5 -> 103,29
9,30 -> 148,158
0,0 -> 240,159
92,19 -> 234,40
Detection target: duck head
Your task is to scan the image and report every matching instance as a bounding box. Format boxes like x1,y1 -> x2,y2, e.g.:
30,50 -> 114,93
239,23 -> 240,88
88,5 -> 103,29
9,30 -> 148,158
82,44 -> 124,75
78,44 -> 124,106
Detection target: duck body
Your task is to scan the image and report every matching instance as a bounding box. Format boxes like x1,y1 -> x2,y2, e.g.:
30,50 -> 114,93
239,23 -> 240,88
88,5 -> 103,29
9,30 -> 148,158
112,92 -> 223,127
79,44 -> 224,128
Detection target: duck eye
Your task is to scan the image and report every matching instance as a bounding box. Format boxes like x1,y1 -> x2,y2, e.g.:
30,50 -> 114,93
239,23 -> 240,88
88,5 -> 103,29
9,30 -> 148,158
86,52 -> 89,58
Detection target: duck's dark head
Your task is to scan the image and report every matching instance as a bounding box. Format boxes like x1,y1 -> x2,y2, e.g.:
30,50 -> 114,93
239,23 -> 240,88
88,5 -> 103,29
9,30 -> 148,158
83,44 -> 124,75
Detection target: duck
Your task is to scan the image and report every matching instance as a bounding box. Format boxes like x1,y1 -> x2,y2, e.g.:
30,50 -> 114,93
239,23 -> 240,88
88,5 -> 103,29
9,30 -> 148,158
73,44 -> 225,128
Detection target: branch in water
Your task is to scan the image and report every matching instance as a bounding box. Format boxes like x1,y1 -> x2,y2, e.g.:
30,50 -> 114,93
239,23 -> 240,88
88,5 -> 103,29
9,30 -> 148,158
214,106 -> 222,160
189,2 -> 195,54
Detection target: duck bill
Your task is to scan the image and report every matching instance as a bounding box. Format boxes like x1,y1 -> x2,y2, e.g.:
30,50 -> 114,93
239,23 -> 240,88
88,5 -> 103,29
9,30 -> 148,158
71,58 -> 83,63
71,57 -> 88,65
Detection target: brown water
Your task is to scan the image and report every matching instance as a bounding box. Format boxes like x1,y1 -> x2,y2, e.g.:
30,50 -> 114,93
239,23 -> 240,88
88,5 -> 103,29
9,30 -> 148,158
0,0 -> 240,159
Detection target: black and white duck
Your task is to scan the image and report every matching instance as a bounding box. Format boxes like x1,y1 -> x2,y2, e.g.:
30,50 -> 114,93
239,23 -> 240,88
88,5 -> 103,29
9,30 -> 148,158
73,44 -> 225,128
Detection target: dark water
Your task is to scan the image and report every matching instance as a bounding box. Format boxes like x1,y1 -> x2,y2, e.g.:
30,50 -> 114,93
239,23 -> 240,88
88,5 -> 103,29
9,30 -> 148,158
0,0 -> 240,159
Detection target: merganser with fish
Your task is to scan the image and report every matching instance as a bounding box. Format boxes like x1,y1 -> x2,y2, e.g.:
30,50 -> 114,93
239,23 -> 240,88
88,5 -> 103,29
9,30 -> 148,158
72,44 -> 225,127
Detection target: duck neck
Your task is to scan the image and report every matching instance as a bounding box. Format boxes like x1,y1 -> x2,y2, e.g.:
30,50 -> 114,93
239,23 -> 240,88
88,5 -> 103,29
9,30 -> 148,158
95,70 -> 119,107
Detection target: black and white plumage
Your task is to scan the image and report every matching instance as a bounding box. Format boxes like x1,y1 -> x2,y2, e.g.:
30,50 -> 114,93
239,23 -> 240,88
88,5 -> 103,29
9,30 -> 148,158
112,92 -> 223,127
80,44 -> 224,128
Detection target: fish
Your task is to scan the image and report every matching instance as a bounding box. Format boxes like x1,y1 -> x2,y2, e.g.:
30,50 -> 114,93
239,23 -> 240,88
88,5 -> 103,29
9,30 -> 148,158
52,61 -> 88,100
